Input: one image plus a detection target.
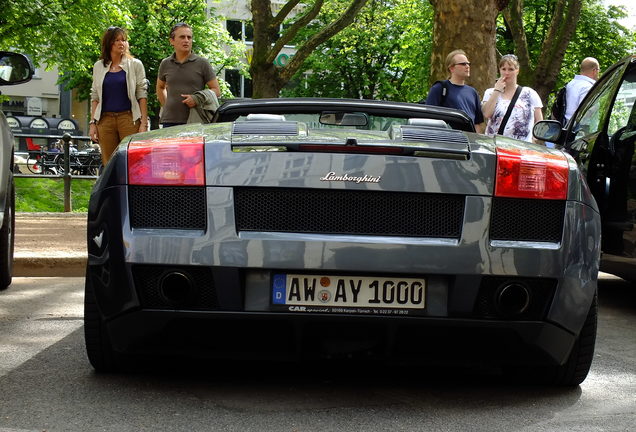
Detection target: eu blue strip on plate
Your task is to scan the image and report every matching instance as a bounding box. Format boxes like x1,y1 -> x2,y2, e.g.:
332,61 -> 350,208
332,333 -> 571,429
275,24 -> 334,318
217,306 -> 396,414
272,274 -> 286,304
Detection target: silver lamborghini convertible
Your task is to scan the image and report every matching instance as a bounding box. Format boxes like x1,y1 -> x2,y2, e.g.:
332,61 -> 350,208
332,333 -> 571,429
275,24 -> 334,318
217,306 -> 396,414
84,98 -> 601,385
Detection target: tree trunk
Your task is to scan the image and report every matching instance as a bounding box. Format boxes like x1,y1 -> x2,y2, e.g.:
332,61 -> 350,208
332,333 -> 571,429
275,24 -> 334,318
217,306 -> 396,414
428,0 -> 581,107
428,0 -> 504,100
250,0 -> 369,98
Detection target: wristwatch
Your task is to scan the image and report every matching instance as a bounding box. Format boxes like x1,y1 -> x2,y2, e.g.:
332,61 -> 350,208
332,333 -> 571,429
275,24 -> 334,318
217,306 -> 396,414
89,119 -> 97,125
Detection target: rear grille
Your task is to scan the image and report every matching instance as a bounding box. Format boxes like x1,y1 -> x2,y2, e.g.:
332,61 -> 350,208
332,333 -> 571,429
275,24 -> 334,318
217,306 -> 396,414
490,198 -> 565,242
132,265 -> 218,310
234,187 -> 464,238
129,186 -> 206,229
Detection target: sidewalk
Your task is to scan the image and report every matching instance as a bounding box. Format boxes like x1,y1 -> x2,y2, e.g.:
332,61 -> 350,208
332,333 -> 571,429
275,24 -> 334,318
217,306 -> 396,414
14,212 -> 87,277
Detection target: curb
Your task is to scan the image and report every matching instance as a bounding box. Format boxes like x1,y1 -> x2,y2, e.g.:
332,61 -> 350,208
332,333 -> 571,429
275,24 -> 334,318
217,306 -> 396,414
13,257 -> 86,277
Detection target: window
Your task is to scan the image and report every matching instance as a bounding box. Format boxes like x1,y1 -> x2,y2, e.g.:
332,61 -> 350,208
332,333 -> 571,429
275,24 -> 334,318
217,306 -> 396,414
226,20 -> 253,43
225,69 -> 252,98
608,70 -> 636,137
570,65 -> 624,142
227,20 -> 242,41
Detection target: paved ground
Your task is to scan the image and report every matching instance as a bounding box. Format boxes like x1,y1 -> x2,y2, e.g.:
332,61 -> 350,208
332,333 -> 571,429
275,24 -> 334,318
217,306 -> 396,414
14,212 -> 87,277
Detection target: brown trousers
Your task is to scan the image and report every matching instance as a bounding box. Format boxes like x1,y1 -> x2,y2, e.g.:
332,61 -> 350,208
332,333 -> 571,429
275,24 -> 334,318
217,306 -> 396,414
96,111 -> 139,164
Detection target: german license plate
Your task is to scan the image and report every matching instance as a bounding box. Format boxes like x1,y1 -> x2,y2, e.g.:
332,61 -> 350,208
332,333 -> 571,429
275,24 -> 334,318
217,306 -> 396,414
272,273 -> 426,309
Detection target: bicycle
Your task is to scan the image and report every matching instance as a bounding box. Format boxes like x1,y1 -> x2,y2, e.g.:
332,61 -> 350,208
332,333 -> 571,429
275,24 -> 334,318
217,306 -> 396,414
25,150 -> 61,175
55,146 -> 102,176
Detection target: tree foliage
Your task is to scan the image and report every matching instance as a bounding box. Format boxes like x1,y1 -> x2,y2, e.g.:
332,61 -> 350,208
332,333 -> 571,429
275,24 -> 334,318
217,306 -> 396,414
0,0 -> 127,75
249,0 -> 369,98
498,0 -> 633,102
282,0 -> 432,102
0,0 -> 245,123
286,0 -> 634,106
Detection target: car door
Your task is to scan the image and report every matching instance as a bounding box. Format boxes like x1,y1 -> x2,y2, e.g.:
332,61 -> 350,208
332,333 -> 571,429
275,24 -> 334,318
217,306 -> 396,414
564,57 -> 636,280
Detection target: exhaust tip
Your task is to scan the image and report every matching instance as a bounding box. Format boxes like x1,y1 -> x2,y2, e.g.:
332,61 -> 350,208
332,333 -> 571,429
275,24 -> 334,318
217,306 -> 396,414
159,271 -> 195,306
495,282 -> 531,316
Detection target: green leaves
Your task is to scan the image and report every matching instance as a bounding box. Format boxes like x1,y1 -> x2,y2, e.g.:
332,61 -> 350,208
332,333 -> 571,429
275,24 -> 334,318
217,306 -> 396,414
1,0 -> 245,121
283,0 -> 433,101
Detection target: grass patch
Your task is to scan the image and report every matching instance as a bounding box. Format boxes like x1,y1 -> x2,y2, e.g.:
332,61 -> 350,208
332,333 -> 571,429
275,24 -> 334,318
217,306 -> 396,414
15,177 -> 95,212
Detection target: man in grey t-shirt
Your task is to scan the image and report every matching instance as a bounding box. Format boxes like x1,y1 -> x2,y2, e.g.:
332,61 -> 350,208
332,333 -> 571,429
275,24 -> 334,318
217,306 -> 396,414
156,22 -> 221,127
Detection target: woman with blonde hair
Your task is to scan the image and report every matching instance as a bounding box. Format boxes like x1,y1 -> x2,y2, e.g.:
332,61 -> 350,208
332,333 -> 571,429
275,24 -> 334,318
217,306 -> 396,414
89,26 -> 148,164
482,54 -> 543,143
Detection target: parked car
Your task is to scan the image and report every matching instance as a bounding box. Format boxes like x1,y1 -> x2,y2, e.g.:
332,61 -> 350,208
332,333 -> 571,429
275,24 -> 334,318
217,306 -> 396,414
534,54 -> 636,282
0,52 -> 34,289
85,98 -> 601,385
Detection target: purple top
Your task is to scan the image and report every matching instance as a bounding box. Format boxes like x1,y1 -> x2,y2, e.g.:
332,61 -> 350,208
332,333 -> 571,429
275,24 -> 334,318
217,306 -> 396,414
102,70 -> 131,113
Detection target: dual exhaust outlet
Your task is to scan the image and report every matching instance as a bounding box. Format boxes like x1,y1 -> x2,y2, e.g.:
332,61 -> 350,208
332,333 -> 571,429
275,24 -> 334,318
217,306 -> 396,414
494,282 -> 531,316
159,271 -> 195,306
158,271 -> 532,316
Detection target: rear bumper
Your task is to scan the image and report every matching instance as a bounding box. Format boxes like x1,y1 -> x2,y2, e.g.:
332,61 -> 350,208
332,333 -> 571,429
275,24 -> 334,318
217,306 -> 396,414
104,308 -> 576,365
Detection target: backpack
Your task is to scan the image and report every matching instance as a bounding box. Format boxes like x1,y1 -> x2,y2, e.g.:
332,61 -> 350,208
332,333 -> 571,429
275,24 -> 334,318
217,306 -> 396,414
551,86 -> 567,125
418,80 -> 449,106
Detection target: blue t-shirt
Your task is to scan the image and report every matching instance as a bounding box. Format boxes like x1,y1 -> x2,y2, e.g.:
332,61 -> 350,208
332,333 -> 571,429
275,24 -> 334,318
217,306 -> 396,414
102,70 -> 132,113
425,80 -> 484,125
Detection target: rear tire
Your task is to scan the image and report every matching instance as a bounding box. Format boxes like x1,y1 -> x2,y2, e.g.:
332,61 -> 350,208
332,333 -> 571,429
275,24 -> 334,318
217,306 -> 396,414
506,292 -> 597,386
84,268 -> 119,372
0,180 -> 15,290
550,292 -> 598,386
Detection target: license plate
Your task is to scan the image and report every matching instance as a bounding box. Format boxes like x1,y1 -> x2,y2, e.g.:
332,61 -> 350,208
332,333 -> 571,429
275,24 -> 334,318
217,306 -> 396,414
272,273 -> 426,309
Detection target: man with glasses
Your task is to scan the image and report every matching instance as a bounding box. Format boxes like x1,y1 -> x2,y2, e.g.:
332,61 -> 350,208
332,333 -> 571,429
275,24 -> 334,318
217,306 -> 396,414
563,57 -> 600,124
424,49 -> 485,133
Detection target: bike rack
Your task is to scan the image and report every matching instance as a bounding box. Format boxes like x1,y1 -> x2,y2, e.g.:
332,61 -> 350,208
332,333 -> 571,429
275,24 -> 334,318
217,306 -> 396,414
14,133 -> 100,212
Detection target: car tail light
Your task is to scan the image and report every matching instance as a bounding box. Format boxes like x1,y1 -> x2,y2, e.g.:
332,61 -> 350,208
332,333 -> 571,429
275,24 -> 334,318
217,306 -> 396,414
495,147 -> 569,199
128,137 -> 205,186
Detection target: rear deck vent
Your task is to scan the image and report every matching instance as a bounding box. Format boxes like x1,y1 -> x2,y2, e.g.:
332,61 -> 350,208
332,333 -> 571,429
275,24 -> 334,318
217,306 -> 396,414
232,121 -> 299,136
400,126 -> 469,146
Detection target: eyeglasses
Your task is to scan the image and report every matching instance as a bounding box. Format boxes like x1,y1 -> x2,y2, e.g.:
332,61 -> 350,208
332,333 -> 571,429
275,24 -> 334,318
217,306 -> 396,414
454,62 -> 471,66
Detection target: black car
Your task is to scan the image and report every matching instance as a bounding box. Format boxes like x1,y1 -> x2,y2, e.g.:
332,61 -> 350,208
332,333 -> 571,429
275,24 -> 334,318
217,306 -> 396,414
0,52 -> 34,289
534,54 -> 636,281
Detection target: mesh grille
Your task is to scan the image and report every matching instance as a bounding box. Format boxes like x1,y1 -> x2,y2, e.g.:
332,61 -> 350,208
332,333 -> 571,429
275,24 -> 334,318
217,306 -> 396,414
490,198 -> 565,242
129,186 -> 206,229
234,187 -> 464,238
132,265 -> 218,310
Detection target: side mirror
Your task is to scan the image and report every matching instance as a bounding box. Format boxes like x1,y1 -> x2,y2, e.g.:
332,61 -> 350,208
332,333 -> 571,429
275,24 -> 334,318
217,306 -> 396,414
533,120 -> 563,142
0,52 -> 34,86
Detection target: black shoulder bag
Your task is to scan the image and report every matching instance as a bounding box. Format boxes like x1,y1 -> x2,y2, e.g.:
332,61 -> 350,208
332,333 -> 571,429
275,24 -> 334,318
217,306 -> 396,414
497,86 -> 523,135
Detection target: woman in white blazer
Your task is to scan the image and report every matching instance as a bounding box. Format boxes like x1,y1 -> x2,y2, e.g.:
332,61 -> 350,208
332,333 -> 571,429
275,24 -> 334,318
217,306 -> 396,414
89,26 -> 148,164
